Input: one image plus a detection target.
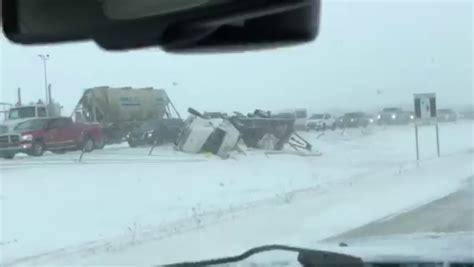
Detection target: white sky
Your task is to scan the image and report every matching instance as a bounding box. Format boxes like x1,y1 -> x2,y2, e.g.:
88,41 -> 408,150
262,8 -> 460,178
1,1 -> 472,116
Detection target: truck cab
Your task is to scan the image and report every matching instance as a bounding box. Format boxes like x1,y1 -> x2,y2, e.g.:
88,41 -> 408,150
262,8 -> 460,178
1,102 -> 62,133
2,104 -> 49,132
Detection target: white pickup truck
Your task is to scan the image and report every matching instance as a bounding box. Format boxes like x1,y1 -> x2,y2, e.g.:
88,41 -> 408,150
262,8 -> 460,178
306,113 -> 336,131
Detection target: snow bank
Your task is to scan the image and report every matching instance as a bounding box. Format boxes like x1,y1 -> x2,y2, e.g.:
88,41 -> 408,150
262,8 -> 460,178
0,121 -> 472,265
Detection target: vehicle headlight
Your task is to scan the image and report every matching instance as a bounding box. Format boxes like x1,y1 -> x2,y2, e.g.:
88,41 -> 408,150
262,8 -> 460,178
145,131 -> 154,138
21,134 -> 33,141
350,118 -> 355,122
410,115 -> 414,119
377,114 -> 381,119
369,118 -> 374,123
391,114 -> 397,119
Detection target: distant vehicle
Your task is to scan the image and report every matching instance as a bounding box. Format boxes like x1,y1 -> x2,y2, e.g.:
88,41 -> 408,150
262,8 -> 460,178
460,110 -> 474,120
437,109 -> 458,122
306,113 -> 336,131
0,117 -> 104,159
336,112 -> 372,128
376,107 -> 411,125
126,118 -> 184,147
274,109 -> 307,131
294,109 -> 308,131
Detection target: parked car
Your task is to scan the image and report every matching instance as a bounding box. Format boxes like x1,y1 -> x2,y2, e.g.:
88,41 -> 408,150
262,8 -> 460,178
376,107 -> 411,125
126,118 -> 184,147
336,112 -> 372,128
306,113 -> 336,131
0,117 -> 104,159
460,110 -> 474,120
437,109 -> 458,122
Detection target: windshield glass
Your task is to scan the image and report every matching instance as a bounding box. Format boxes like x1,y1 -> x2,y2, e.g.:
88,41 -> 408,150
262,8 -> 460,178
1,1 -> 472,266
14,119 -> 48,131
8,107 -> 36,120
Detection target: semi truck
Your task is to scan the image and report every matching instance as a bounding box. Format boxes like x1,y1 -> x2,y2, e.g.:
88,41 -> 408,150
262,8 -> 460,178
74,86 -> 180,144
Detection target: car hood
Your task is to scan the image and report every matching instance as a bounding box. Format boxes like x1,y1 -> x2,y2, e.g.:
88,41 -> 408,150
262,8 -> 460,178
1,118 -> 35,128
165,232 -> 474,266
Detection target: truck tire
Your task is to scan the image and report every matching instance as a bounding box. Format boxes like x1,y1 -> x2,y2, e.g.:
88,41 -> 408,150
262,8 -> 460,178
30,141 -> 45,157
128,140 -> 137,148
94,137 -> 106,150
82,137 -> 95,152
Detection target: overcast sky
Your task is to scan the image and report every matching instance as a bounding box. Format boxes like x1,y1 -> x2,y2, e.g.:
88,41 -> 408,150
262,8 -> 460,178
1,1 -> 472,116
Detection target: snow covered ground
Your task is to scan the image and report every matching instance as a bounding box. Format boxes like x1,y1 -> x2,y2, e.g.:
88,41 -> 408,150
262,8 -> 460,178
0,121 -> 473,266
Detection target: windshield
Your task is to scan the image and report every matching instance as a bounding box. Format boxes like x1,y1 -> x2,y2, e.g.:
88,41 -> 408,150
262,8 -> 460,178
1,1 -> 472,266
14,119 -> 48,131
8,107 -> 36,120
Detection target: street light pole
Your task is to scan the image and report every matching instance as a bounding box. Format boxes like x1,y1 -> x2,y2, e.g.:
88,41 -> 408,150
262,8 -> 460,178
38,54 -> 50,104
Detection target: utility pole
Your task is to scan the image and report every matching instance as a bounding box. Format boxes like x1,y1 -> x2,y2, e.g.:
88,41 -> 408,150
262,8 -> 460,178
38,54 -> 50,103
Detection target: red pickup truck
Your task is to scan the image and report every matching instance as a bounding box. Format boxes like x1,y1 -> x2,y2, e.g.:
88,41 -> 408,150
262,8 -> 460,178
0,117 -> 104,159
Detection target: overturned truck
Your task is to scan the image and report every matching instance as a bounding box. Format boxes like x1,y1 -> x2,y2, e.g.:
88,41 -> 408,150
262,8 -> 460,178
176,108 -> 311,157
74,86 -> 179,144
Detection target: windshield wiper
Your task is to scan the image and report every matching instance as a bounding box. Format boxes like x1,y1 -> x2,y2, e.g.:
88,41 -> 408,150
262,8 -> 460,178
162,244 -> 363,267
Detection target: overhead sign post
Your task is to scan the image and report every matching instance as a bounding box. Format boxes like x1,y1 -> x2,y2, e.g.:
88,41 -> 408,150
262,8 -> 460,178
413,93 -> 440,163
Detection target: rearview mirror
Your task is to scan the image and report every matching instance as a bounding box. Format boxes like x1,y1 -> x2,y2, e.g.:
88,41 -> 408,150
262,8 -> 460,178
2,0 -> 321,51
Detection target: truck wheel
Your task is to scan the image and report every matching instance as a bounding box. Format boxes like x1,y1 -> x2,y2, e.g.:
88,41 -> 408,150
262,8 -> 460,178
30,141 -> 45,157
1,153 -> 15,159
82,137 -> 95,152
128,140 -> 137,148
94,138 -> 105,150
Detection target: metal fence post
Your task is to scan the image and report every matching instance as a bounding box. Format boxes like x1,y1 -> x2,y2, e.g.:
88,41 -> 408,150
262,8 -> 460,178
435,123 -> 440,157
415,125 -> 419,163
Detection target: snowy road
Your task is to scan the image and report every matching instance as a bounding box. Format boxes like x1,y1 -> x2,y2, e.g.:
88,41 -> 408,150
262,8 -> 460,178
327,176 -> 474,241
0,121 -> 473,266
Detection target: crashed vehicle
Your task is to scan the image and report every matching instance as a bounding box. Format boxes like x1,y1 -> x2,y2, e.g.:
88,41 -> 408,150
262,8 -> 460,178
176,109 -> 240,158
175,109 -> 312,157
0,117 -> 103,159
126,118 -> 184,147
74,86 -> 179,144
376,108 -> 411,125
231,110 -> 311,151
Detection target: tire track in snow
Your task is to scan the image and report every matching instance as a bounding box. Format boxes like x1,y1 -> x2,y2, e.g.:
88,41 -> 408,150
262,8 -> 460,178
4,168 -> 378,266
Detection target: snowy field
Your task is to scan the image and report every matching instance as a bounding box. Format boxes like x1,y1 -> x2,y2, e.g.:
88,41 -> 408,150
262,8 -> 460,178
0,121 -> 473,266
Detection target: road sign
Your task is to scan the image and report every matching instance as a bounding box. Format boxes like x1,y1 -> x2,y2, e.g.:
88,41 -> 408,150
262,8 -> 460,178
414,93 -> 436,124
413,92 -> 440,162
